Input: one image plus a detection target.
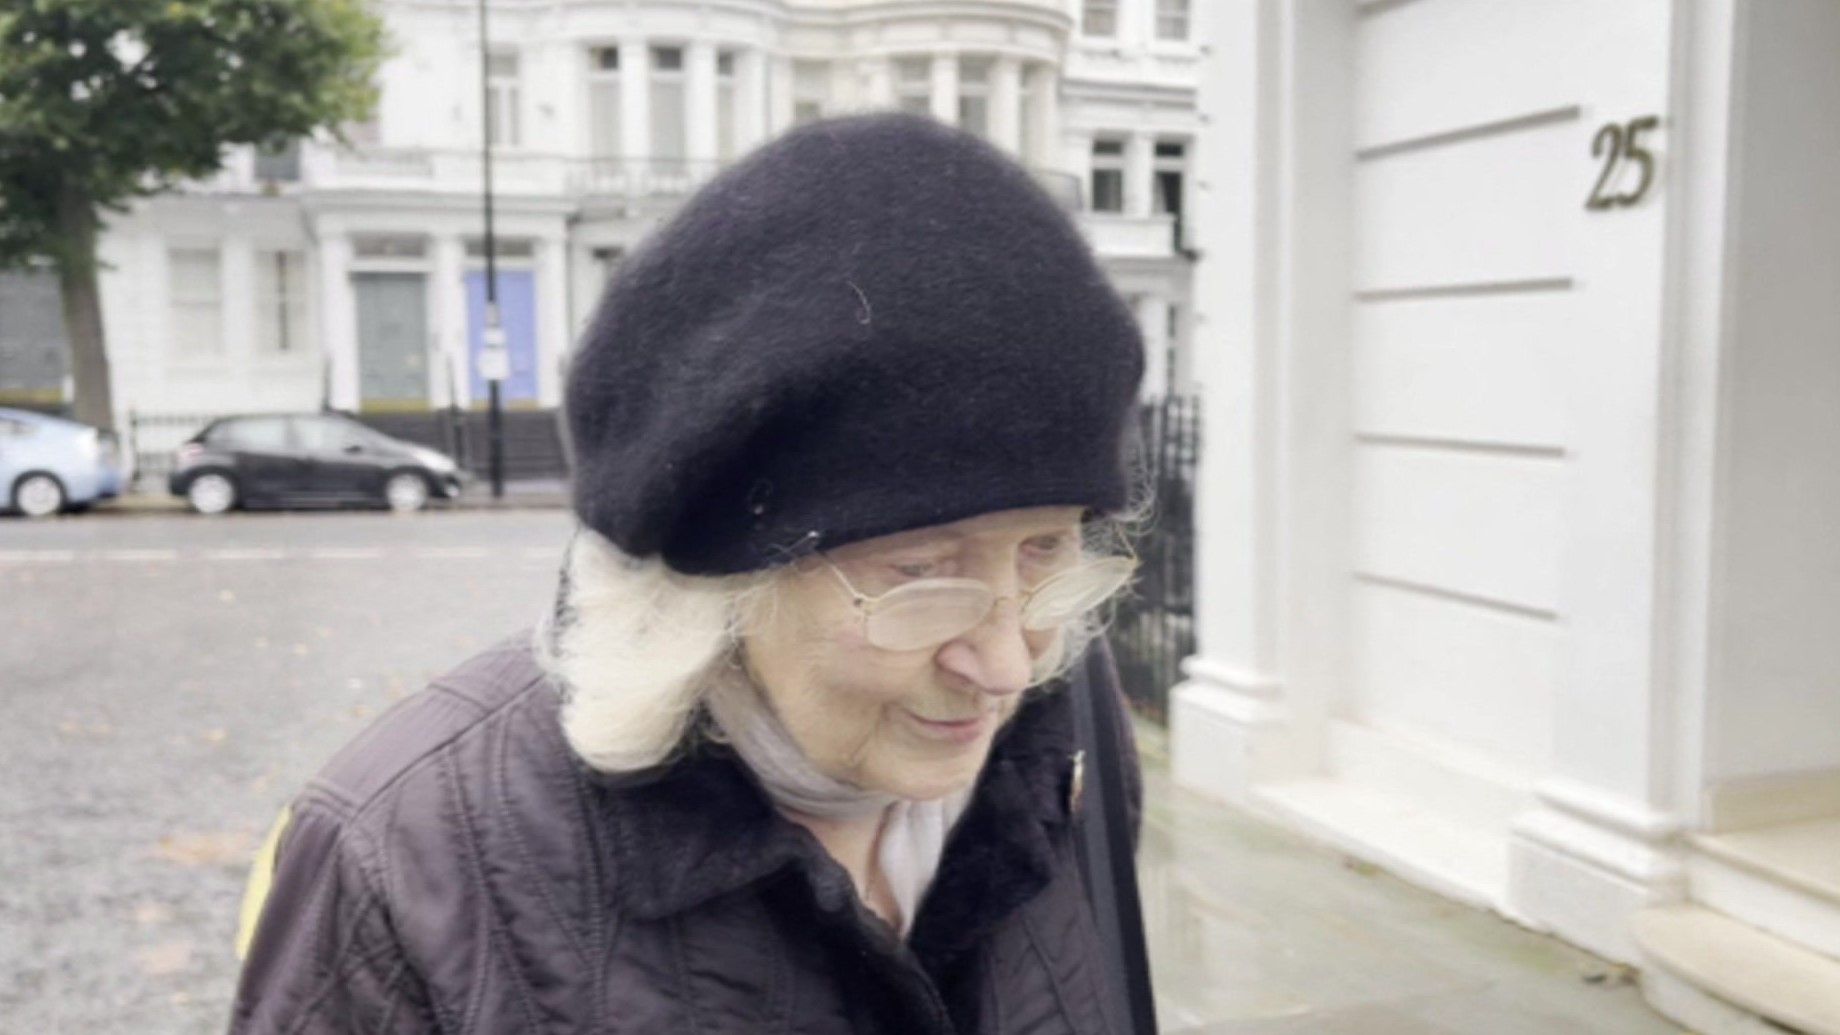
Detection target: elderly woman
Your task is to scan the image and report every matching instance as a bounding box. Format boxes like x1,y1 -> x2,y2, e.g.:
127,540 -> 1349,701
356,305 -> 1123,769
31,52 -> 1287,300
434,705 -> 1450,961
231,113 -> 1148,1034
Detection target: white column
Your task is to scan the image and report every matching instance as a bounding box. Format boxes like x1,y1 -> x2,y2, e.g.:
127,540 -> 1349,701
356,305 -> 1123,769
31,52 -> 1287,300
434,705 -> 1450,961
990,56 -> 1023,155
769,55 -> 795,135
736,49 -> 767,151
535,235 -> 569,407
864,56 -> 895,110
1134,294 -> 1169,400
1025,63 -> 1060,168
221,233 -> 256,369
686,41 -> 719,165
1124,131 -> 1155,217
317,233 -> 359,411
620,38 -> 650,159
929,52 -> 958,125
432,235 -> 468,408
553,42 -> 590,159
1168,0 -> 1290,804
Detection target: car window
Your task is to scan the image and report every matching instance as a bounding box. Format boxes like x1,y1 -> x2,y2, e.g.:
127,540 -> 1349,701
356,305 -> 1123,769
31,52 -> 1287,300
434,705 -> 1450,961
209,418 -> 291,452
291,417 -> 374,454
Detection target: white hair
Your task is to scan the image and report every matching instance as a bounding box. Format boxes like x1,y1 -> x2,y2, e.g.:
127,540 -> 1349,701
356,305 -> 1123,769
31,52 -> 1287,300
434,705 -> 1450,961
534,515 -> 1139,776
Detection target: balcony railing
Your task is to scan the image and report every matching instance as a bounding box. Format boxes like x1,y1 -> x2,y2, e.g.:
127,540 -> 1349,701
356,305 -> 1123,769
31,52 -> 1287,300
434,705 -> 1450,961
570,157 -> 725,198
204,143 -> 1099,222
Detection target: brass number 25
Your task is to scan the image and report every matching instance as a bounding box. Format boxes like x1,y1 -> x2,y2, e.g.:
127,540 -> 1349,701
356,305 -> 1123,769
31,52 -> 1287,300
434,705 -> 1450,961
1586,116 -> 1660,210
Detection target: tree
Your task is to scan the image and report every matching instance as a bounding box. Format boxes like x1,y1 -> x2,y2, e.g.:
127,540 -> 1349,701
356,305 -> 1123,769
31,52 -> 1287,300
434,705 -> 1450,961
0,0 -> 386,429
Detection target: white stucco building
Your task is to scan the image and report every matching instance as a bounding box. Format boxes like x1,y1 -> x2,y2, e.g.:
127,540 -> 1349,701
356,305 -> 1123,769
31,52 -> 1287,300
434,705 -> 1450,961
0,0 -> 1200,428
1176,1 -> 1840,1032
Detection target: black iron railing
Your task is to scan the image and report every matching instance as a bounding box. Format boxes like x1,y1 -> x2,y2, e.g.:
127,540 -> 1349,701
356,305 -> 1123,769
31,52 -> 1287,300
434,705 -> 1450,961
1107,393 -> 1201,723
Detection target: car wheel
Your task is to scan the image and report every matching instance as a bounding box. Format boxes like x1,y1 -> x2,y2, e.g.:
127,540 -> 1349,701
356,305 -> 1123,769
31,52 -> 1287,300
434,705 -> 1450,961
186,472 -> 237,515
384,472 -> 430,514
13,473 -> 66,518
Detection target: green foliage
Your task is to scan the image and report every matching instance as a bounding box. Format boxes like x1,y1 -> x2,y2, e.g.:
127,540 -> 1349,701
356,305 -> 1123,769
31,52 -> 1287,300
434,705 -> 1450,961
0,0 -> 388,267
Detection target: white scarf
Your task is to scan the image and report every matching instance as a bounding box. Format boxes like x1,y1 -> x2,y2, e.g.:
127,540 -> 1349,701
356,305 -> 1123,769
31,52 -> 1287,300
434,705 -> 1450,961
703,657 -> 974,938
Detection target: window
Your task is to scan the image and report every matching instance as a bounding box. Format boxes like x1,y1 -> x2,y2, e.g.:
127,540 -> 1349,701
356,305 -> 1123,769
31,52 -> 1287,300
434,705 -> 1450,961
169,248 -> 222,354
255,250 -> 308,355
1090,139 -> 1125,213
1156,0 -> 1191,41
254,139 -> 300,182
650,45 -> 686,162
352,235 -> 426,259
209,417 -> 290,452
1082,0 -> 1118,38
589,45 -> 623,157
717,50 -> 737,160
291,416 -> 377,454
894,57 -> 930,117
1154,139 -> 1188,246
486,51 -> 521,147
793,60 -> 830,125
958,57 -> 991,138
464,238 -> 535,260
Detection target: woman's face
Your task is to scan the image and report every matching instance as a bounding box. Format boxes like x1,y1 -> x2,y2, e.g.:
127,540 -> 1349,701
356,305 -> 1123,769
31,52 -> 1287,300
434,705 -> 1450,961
740,505 -> 1086,802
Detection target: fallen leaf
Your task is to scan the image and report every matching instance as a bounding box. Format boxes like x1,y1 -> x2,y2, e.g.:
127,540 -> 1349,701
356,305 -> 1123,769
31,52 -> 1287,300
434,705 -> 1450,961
137,940 -> 193,976
134,902 -> 173,926
152,831 -> 254,868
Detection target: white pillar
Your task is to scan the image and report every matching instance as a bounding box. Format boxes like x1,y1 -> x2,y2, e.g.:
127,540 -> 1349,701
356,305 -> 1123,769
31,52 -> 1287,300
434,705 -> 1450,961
432,235 -> 468,408
535,235 -> 569,407
317,234 -> 359,411
1025,64 -> 1060,168
554,42 -> 590,159
736,48 -> 767,151
1134,294 -> 1169,400
990,56 -> 1023,155
769,55 -> 795,135
929,53 -> 958,125
221,233 -> 255,368
1125,131 -> 1155,217
620,38 -> 650,160
686,41 -> 719,165
1167,0 -> 1290,804
864,56 -> 895,110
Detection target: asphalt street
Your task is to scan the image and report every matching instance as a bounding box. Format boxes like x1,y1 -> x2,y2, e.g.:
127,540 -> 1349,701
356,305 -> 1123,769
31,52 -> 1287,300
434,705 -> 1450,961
1,510 -> 573,1033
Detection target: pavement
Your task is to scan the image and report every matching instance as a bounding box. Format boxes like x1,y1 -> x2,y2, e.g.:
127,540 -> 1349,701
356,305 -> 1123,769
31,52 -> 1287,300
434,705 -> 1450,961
0,510 -> 1681,1033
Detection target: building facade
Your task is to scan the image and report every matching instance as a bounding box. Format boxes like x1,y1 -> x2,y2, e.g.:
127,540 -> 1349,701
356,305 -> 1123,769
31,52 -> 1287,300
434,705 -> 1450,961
0,0 -> 1200,434
1178,1 -> 1840,1032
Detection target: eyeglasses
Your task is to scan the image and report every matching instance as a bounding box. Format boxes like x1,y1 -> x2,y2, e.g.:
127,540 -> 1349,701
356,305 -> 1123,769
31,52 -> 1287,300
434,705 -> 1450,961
817,547 -> 1138,652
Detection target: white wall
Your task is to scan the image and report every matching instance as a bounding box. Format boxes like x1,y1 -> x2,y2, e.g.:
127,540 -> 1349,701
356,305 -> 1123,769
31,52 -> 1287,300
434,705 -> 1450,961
1702,0 -> 1840,785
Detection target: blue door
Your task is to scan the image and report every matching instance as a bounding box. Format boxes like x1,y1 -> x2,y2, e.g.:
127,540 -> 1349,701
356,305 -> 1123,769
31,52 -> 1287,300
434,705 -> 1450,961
464,269 -> 538,405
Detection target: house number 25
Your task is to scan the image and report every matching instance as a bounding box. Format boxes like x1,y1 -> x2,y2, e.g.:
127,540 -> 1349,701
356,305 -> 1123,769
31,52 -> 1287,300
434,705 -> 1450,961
1586,115 -> 1660,210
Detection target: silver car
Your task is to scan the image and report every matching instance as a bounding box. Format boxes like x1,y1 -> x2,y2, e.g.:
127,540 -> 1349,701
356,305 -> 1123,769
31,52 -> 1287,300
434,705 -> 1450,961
0,407 -> 129,518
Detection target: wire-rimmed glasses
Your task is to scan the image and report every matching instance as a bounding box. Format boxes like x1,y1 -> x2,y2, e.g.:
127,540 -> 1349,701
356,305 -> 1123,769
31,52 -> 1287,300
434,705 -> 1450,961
818,547 -> 1138,652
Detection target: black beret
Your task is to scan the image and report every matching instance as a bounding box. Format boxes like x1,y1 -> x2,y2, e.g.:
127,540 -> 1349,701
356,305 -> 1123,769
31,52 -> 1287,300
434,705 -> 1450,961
565,112 -> 1145,575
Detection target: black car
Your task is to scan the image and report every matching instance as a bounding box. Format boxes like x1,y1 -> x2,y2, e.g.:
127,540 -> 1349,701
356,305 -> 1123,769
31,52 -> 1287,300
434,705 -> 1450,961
168,413 -> 467,514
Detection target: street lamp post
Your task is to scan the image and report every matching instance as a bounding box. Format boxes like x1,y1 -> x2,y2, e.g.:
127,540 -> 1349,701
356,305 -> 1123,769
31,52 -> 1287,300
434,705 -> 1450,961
477,0 -> 506,499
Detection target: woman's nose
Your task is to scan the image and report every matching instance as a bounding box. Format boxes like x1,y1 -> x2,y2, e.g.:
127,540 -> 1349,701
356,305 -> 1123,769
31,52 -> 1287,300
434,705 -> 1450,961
936,597 -> 1034,698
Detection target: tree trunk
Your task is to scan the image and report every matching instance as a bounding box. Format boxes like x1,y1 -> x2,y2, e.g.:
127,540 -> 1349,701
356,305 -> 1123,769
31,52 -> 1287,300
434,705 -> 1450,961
54,184 -> 115,431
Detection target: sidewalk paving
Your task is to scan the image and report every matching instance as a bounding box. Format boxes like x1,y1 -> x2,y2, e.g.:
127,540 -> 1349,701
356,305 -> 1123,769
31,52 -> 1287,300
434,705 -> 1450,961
1134,723 -> 1682,1034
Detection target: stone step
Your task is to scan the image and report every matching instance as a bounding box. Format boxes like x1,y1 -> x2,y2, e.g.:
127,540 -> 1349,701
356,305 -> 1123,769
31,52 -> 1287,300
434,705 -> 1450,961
1693,816 -> 1840,960
1633,904 -> 1840,1035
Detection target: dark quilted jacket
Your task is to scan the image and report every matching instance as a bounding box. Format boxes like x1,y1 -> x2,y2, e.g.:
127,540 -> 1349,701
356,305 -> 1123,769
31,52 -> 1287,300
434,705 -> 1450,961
228,634 -> 1143,1034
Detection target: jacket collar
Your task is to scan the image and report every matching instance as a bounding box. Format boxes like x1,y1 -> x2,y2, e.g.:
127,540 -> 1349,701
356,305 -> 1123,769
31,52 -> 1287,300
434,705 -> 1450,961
585,678 -> 1081,953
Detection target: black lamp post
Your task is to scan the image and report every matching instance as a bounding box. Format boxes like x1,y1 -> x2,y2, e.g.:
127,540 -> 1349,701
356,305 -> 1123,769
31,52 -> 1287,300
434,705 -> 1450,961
477,0 -> 505,499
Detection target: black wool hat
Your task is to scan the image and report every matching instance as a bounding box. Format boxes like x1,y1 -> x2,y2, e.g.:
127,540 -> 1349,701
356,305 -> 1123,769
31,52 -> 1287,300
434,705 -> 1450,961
566,112 -> 1145,575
